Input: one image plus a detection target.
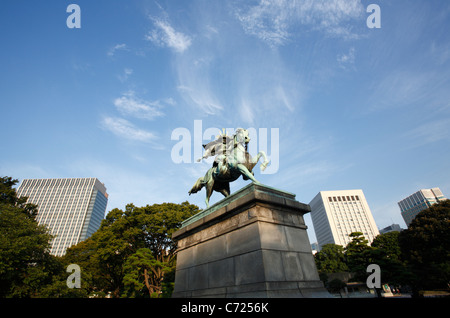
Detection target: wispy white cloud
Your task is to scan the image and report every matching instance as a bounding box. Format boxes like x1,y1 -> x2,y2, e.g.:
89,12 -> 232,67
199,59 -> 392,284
113,91 -> 165,120
337,47 -> 356,69
101,117 -> 157,143
366,70 -> 447,112
234,0 -> 364,47
145,13 -> 219,115
275,85 -> 295,112
238,99 -> 255,126
177,85 -> 223,115
430,41 -> 450,65
235,83 -> 299,127
266,159 -> 343,191
235,1 -> 289,47
232,59 -> 303,127
203,25 -> 219,39
163,97 -> 176,106
146,18 -> 192,53
107,43 -> 128,56
402,116 -> 450,148
143,2 -> 305,121
174,48 -> 224,115
117,68 -> 133,82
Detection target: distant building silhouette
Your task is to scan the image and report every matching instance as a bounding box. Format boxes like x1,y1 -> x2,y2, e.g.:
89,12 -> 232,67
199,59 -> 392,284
379,223 -> 403,234
398,187 -> 447,227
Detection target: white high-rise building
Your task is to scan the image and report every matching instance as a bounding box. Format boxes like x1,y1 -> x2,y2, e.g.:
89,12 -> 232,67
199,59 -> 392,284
398,187 -> 447,227
17,178 -> 108,256
309,190 -> 379,250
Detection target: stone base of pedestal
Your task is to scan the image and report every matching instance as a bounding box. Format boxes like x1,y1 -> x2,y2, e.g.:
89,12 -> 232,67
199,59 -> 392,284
172,183 -> 330,298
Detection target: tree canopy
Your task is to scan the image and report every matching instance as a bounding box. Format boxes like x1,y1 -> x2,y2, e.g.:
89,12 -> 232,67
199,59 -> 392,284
62,202 -> 200,297
2,174 -> 448,297
398,199 -> 450,290
0,177 -> 58,297
315,199 -> 450,293
315,244 -> 348,274
0,175 -> 200,298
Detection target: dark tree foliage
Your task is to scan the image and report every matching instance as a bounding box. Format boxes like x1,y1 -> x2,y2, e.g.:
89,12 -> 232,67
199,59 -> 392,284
398,200 -> 450,290
0,175 -> 200,298
315,200 -> 450,294
344,232 -> 374,282
0,177 -> 58,297
63,201 -> 200,297
315,244 -> 348,274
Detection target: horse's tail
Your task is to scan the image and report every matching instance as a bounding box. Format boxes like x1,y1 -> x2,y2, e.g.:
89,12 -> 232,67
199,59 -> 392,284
188,177 -> 205,195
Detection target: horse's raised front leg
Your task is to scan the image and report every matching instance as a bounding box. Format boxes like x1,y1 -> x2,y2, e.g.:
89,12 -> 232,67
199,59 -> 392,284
249,151 -> 270,171
256,151 -> 270,171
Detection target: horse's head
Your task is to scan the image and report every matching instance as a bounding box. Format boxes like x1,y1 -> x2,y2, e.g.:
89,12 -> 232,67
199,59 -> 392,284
234,128 -> 250,145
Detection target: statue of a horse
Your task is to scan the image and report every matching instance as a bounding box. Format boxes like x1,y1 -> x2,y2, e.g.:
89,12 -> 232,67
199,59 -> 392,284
188,128 -> 270,207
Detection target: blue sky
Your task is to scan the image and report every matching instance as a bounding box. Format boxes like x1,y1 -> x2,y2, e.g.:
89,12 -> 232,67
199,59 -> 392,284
1,0 -> 450,243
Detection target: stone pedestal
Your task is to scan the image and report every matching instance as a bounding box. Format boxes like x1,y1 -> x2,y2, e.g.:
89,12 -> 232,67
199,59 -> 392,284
172,183 -> 330,298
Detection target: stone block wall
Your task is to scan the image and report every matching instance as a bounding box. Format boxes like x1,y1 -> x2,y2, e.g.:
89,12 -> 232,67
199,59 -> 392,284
172,183 -> 330,298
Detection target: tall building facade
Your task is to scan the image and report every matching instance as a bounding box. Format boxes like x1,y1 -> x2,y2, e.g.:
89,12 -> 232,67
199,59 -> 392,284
398,187 -> 447,227
309,190 -> 379,250
17,178 -> 108,256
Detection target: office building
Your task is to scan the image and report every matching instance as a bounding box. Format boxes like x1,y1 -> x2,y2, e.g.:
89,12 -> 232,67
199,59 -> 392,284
379,224 -> 403,234
309,190 -> 379,250
17,178 -> 108,256
398,187 -> 447,227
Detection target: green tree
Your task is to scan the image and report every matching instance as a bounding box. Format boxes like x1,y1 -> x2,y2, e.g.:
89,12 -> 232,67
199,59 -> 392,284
315,244 -> 348,274
398,200 -> 450,291
133,202 -> 200,290
0,176 -> 58,297
327,278 -> 347,297
56,238 -> 102,297
371,232 -> 401,261
345,232 -> 373,281
122,247 -> 172,297
63,201 -> 200,297
370,232 -> 410,285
